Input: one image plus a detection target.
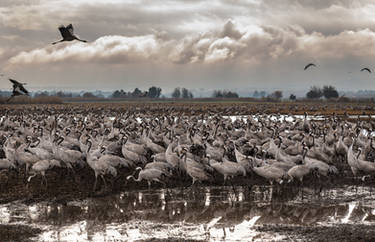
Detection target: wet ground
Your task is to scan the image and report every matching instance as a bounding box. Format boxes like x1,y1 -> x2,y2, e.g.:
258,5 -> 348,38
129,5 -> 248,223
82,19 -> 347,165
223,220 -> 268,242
1,183 -> 375,241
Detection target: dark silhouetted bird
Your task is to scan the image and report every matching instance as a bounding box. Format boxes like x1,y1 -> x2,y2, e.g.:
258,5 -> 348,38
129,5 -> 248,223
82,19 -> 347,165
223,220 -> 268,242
304,63 -> 316,70
7,79 -> 29,102
360,68 -> 371,73
52,24 -> 87,45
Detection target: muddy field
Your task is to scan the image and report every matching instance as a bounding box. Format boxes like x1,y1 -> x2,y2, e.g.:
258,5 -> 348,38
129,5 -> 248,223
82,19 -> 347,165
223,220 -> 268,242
1,102 -> 375,241
1,100 -> 375,116
1,182 -> 375,241
1,154 -> 375,241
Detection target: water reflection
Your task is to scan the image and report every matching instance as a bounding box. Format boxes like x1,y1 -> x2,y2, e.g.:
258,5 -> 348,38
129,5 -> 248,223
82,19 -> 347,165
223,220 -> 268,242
0,185 -> 375,241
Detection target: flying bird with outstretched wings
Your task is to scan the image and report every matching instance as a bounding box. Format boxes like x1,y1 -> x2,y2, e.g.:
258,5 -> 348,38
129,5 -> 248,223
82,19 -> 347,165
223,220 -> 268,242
360,67 -> 371,73
52,24 -> 87,45
304,63 -> 316,70
7,79 -> 29,102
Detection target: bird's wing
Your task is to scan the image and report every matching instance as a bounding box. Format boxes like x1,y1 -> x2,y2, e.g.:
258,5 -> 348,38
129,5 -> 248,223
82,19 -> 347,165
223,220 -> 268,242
58,25 -> 71,39
361,68 -> 371,73
19,84 -> 29,94
304,63 -> 316,70
66,24 -> 74,35
9,79 -> 20,85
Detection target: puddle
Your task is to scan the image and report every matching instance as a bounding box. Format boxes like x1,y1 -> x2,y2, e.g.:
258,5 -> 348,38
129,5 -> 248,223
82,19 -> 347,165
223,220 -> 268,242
1,185 -> 374,241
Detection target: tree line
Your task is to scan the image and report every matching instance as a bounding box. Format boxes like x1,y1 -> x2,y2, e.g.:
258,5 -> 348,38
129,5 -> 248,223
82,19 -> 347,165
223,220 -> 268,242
112,86 -> 162,98
1,84 -> 343,100
306,85 -> 339,99
171,88 -> 194,99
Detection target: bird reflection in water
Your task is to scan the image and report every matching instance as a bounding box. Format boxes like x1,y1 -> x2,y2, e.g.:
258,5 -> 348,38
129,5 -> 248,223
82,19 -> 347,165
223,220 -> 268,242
0,185 -> 374,241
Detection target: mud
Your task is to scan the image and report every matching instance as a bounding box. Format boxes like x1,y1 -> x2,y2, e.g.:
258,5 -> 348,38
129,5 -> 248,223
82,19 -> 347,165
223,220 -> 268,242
1,101 -> 375,116
1,184 -> 375,241
0,224 -> 41,242
257,224 -> 375,242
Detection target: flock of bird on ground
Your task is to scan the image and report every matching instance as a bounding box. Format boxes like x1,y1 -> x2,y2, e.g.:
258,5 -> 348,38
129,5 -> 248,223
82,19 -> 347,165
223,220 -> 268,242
0,110 -> 375,192
1,23 -> 375,193
2,24 -> 374,102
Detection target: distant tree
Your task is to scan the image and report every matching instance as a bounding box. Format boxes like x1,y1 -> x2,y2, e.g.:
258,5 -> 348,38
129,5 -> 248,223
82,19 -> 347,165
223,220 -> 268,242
224,91 -> 239,98
213,90 -> 238,98
55,91 -> 72,98
253,90 -> 259,98
34,91 -> 49,97
180,88 -> 194,99
306,86 -> 323,99
56,91 -> 65,97
112,89 -> 126,98
112,90 -> 120,98
289,94 -> 296,100
82,92 -> 96,98
269,90 -> 282,100
323,85 -> 339,99
148,86 -> 162,98
172,88 -> 181,98
259,91 -> 266,98
212,90 -> 223,98
132,88 -> 142,97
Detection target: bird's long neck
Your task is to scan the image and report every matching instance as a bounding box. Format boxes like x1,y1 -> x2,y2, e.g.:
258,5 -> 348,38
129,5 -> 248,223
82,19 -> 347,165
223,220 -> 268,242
357,149 -> 362,159
128,175 -> 141,182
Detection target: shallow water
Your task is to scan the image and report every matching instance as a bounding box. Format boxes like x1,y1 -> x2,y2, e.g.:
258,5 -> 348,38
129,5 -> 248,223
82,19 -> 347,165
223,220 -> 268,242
1,185 -> 375,241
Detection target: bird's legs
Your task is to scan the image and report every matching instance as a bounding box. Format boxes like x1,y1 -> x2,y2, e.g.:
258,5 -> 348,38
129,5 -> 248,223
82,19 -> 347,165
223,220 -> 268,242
154,179 -> 166,188
223,175 -> 227,186
27,173 -> 37,190
93,175 -> 98,191
75,37 -> 87,43
41,175 -> 48,188
6,95 -> 14,102
52,40 -> 64,45
100,175 -> 107,191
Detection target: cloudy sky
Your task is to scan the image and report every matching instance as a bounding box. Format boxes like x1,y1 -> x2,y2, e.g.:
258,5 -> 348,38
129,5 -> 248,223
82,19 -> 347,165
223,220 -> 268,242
1,0 -> 375,94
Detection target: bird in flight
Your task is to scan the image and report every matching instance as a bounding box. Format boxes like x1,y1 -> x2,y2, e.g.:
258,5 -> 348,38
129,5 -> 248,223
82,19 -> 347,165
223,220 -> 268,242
52,24 -> 87,45
360,67 -> 371,73
304,63 -> 316,70
7,79 -> 29,102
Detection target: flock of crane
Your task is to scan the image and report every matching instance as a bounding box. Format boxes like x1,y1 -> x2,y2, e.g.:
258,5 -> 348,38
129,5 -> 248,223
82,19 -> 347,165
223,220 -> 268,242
0,109 -> 374,193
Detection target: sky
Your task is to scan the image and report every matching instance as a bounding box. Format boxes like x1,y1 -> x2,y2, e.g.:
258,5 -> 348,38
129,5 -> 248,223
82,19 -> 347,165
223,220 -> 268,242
1,0 -> 375,95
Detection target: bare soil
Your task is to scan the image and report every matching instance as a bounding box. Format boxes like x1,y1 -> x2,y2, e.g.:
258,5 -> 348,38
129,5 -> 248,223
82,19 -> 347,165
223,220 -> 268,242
257,224 -> 375,242
0,224 -> 41,242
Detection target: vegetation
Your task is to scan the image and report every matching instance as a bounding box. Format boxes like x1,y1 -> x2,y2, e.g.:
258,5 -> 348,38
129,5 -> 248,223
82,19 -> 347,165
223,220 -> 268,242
212,90 -> 239,98
322,85 -> 339,99
252,90 -> 267,98
306,86 -> 323,99
112,86 -> 162,98
172,87 -> 194,98
306,85 -> 339,99
268,90 -> 283,100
